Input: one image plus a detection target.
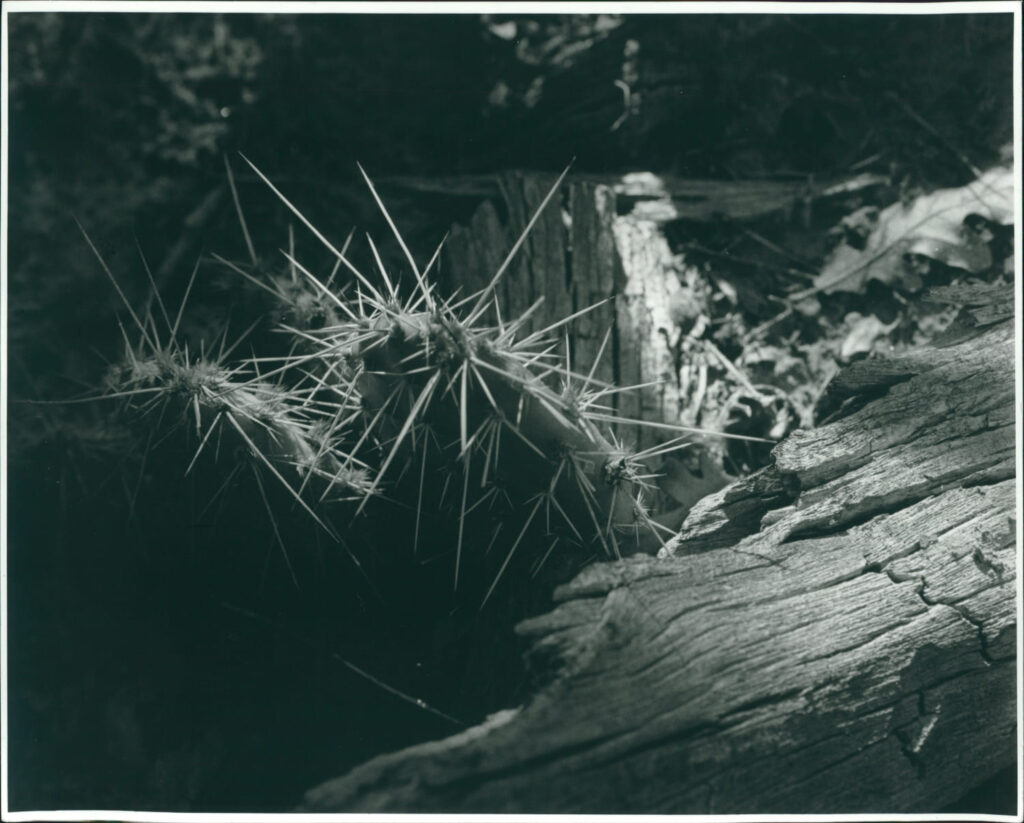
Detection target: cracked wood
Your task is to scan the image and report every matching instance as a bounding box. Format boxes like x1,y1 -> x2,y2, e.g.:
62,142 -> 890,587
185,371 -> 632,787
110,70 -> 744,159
300,315 -> 1016,814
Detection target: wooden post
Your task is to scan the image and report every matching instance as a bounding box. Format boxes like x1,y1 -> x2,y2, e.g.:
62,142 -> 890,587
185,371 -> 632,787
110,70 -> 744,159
443,173 -> 701,452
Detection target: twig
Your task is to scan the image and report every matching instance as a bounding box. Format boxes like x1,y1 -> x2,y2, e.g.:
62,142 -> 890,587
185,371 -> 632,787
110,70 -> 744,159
221,603 -> 465,727
742,305 -> 795,345
156,186 -> 225,285
884,91 -> 984,179
684,242 -> 814,280
741,229 -> 815,272
701,338 -> 771,404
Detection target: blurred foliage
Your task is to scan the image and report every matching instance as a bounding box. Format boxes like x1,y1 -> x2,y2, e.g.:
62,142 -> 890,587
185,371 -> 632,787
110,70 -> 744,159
480,14 -> 1013,176
8,12 -> 1013,388
7,12 -> 503,397
11,13 -> 261,168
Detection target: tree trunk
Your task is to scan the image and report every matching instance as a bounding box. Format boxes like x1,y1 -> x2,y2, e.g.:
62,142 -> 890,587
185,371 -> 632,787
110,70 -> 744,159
299,315 -> 1016,814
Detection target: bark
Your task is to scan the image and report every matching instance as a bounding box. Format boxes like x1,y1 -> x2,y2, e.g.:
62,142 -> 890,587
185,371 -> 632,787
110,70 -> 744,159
299,316 -> 1016,814
443,172 -> 720,457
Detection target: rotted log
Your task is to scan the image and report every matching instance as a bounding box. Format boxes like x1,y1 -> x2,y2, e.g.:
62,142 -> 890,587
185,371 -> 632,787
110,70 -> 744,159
299,305 -> 1016,814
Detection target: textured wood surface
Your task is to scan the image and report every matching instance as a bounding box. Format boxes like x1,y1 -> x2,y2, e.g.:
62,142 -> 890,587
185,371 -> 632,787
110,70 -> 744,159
300,318 -> 1017,814
389,172 -> 884,223
443,172 -> 710,456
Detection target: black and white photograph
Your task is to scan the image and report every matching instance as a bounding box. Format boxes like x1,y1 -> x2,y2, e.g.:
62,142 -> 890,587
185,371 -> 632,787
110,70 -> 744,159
2,2 -> 1021,818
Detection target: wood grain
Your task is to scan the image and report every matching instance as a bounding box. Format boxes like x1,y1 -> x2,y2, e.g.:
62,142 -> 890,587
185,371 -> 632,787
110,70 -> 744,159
444,172 -> 706,453
300,318 -> 1016,814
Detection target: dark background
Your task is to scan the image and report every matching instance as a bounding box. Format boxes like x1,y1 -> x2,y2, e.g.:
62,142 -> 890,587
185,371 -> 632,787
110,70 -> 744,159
5,10 -> 1016,812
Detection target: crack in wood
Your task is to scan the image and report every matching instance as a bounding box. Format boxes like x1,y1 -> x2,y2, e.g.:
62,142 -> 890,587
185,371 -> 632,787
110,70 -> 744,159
301,216 -> 1015,815
971,546 -> 1007,579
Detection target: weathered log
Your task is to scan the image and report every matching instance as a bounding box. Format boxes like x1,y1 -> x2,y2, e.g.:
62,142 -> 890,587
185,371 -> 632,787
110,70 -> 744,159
387,171 -> 886,224
299,316 -> 1016,814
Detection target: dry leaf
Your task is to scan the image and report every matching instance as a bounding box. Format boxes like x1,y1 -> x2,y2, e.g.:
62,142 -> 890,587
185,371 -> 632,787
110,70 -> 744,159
814,165 -> 1013,294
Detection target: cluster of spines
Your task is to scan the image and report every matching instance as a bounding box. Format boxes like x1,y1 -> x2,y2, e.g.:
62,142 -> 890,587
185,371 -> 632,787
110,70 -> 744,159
79,156 -> 765,607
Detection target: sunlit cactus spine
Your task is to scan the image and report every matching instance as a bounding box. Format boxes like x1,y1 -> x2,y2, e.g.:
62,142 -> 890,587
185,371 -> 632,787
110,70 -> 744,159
88,157 -> 734,607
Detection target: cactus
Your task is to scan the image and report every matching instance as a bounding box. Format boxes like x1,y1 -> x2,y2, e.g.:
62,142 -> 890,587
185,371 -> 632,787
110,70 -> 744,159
85,158 -> 760,608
